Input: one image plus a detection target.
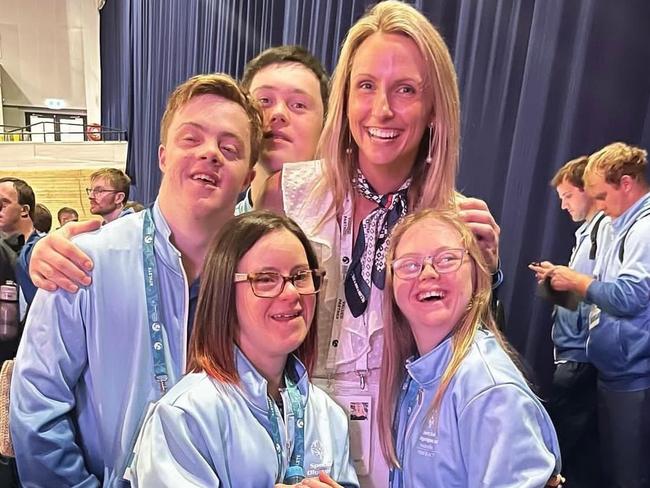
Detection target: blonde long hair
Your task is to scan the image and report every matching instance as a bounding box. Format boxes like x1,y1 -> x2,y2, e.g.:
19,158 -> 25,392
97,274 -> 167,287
377,209 -> 511,468
318,0 -> 460,213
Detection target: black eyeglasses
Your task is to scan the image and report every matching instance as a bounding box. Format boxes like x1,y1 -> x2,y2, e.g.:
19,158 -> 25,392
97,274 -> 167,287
234,269 -> 326,298
86,188 -> 120,197
392,248 -> 468,280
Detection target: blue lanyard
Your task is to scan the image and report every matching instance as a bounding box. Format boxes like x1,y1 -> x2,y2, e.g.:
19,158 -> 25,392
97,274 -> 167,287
142,209 -> 170,393
389,376 -> 418,488
265,371 -> 305,484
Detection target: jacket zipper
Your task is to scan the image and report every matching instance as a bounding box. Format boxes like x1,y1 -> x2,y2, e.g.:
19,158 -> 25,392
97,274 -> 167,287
398,387 -> 424,486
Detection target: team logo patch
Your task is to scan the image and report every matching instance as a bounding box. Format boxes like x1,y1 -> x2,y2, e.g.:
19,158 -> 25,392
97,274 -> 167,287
310,440 -> 324,460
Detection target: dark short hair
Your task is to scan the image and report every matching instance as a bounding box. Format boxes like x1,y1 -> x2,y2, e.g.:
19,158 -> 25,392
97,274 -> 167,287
0,177 -> 36,220
550,156 -> 589,190
57,206 -> 79,221
241,45 -> 329,114
187,210 -> 319,383
33,203 -> 52,233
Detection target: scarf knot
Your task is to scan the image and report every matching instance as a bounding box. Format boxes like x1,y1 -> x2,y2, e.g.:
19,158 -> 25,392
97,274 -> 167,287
344,169 -> 410,317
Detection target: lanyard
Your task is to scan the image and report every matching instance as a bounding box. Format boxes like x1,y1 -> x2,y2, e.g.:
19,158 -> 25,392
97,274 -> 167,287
326,194 -> 370,380
326,193 -> 354,373
390,375 -> 427,488
265,372 -> 305,484
142,209 -> 170,393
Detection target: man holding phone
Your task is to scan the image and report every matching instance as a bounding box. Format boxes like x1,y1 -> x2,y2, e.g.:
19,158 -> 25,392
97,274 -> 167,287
529,155 -> 610,488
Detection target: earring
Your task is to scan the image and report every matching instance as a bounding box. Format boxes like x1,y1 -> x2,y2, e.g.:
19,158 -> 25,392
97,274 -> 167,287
425,123 -> 435,164
345,130 -> 353,155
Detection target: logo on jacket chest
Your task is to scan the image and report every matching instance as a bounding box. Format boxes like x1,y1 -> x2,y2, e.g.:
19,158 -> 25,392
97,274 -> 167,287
306,439 -> 333,476
415,417 -> 439,458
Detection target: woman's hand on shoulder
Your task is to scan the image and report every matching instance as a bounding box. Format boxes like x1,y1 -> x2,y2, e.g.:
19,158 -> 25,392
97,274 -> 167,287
29,220 -> 100,292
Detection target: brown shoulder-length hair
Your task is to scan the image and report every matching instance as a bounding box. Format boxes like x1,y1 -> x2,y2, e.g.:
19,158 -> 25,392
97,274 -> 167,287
187,210 -> 319,382
377,209 -> 518,468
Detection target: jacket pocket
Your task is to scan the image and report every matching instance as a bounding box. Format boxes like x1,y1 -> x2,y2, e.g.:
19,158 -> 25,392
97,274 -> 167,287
587,312 -> 650,380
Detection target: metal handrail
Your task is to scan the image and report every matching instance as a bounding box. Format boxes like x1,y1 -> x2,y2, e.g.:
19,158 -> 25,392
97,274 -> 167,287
0,122 -> 127,142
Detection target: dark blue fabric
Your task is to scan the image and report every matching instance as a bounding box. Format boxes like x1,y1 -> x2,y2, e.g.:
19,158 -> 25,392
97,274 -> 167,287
101,0 -> 650,394
16,231 -> 44,306
101,0 -> 374,205
187,278 -> 201,348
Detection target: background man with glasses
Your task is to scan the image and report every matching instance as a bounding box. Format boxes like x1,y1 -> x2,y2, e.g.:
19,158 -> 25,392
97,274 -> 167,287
86,168 -> 132,224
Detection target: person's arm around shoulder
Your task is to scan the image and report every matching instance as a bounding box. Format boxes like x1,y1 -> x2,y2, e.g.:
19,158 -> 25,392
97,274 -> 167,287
10,287 -> 97,486
130,401 -> 221,487
28,220 -> 101,292
458,383 -> 561,488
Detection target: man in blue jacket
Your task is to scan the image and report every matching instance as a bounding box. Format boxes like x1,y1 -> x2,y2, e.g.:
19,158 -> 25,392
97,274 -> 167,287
531,155 -> 610,488
548,142 -> 650,488
10,73 -> 261,487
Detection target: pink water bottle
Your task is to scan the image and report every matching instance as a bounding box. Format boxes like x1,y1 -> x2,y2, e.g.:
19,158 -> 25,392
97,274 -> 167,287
0,281 -> 19,341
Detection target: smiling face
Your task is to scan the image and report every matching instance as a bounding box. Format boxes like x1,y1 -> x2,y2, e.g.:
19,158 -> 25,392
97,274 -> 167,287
392,218 -> 474,354
158,94 -> 254,219
249,62 -> 325,173
235,229 -> 316,369
556,179 -> 593,222
347,32 -> 433,184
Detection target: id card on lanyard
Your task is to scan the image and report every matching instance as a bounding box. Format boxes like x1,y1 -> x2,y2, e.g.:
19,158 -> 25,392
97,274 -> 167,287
325,194 -> 373,476
265,373 -> 306,484
326,194 -> 369,377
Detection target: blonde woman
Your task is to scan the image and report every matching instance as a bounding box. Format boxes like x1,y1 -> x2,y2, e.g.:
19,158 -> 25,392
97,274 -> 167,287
278,2 -> 500,485
378,209 -> 561,487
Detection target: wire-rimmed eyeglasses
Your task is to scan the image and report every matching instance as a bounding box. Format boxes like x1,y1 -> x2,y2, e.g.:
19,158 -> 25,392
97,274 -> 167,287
86,188 -> 120,197
391,248 -> 468,280
234,269 -> 326,298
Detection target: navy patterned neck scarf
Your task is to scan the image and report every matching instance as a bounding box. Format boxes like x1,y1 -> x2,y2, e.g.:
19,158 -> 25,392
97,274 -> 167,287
344,169 -> 410,317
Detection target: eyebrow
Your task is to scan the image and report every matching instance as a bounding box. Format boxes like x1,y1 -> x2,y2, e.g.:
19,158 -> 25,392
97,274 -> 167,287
177,122 -> 245,145
253,264 -> 311,273
396,246 -> 460,258
350,73 -> 424,85
252,85 -> 316,98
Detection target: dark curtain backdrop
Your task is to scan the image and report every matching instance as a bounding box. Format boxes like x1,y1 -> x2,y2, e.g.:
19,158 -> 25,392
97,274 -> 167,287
101,0 -> 650,393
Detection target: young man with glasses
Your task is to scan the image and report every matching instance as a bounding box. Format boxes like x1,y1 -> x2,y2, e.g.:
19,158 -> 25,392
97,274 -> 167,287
86,168 -> 132,224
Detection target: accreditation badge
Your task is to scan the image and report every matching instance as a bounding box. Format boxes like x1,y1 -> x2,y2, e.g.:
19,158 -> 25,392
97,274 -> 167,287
335,394 -> 372,476
589,305 -> 601,330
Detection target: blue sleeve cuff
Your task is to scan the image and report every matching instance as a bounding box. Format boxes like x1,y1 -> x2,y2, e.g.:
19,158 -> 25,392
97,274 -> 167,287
491,266 -> 504,290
